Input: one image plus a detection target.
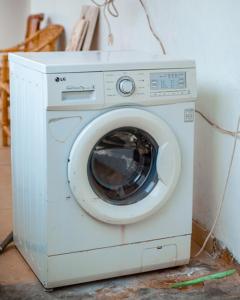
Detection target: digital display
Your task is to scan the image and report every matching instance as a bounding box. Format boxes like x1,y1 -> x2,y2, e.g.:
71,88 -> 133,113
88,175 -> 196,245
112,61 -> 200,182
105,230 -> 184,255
150,72 -> 186,90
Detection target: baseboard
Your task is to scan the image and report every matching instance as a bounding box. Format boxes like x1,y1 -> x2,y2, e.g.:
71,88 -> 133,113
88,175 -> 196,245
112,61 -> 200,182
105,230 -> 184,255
192,219 -> 216,254
192,219 -> 237,264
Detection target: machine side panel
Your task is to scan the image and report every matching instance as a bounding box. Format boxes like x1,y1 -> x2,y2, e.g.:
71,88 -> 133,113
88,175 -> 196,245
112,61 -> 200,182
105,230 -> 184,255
10,62 -> 48,283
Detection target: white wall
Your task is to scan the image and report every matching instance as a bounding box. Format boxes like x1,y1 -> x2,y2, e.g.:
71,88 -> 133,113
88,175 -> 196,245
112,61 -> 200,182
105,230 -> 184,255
30,0 -> 240,261
0,0 -> 30,48
31,0 -> 90,49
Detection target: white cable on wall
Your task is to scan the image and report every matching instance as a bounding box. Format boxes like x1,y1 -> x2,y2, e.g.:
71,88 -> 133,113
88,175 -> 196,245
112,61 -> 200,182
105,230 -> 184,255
138,0 -> 166,54
194,112 -> 240,257
90,0 -> 118,45
195,110 -> 240,137
90,0 -> 166,54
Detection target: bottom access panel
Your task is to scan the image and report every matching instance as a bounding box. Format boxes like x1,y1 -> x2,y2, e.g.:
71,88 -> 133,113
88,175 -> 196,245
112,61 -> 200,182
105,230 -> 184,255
45,235 -> 191,288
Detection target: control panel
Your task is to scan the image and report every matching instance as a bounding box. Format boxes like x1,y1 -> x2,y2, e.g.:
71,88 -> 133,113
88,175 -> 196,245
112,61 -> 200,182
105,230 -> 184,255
46,68 -> 196,110
104,68 -> 196,105
104,70 -> 148,100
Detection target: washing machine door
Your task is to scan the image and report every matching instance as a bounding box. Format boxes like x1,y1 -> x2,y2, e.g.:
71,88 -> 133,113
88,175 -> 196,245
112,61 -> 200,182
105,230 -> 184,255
68,108 -> 181,225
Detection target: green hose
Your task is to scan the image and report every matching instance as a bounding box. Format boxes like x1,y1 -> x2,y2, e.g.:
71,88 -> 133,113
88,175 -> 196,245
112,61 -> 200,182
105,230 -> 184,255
171,269 -> 236,288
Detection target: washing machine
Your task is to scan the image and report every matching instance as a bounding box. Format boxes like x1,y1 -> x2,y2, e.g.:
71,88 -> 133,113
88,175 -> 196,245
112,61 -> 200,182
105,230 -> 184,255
10,51 -> 197,288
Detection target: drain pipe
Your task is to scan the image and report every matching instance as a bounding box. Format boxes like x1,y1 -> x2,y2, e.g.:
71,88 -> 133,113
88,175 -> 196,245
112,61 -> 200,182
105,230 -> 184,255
0,231 -> 13,253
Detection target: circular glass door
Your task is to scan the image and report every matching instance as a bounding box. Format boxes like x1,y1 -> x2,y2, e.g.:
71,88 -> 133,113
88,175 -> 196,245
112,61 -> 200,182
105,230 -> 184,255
68,107 -> 181,225
88,127 -> 158,205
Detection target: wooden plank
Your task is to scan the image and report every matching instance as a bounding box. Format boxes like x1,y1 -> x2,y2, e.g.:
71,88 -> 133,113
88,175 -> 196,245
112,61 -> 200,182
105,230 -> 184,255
66,19 -> 88,51
80,6 -> 99,51
77,21 -> 89,50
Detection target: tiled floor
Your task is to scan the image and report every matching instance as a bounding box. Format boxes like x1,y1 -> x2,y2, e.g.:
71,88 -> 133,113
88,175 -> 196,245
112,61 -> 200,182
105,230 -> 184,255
0,139 -> 240,299
0,139 -> 37,286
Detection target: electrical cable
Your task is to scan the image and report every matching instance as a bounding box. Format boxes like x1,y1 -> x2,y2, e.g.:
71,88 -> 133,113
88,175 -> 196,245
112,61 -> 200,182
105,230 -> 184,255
193,115 -> 240,257
90,0 -> 119,45
195,110 -> 240,137
90,0 -> 166,54
138,0 -> 166,55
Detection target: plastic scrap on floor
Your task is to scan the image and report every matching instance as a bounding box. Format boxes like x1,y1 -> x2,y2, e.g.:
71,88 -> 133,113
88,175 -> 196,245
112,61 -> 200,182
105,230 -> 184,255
171,269 -> 236,288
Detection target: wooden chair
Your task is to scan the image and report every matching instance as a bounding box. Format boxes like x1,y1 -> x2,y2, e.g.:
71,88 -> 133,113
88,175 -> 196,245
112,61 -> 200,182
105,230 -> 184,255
25,14 -> 44,40
0,24 -> 64,146
0,14 -> 44,77
0,13 -> 44,146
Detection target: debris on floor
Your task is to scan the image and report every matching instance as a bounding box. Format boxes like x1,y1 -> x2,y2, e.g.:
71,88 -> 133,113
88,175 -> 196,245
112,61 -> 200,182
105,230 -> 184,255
1,246 -> 240,299
170,269 -> 236,288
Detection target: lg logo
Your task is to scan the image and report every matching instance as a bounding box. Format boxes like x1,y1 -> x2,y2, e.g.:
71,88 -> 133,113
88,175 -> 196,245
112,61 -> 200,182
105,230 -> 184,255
55,77 -> 66,82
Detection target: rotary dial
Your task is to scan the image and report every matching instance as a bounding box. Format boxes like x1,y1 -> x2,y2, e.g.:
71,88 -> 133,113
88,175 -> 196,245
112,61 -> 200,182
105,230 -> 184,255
117,76 -> 135,96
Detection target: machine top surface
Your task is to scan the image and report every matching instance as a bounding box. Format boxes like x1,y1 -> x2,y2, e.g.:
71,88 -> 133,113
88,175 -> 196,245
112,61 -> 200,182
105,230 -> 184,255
9,51 -> 195,74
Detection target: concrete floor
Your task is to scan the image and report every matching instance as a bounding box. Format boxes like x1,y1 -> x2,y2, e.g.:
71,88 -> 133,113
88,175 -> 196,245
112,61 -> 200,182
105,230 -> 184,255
0,139 -> 240,299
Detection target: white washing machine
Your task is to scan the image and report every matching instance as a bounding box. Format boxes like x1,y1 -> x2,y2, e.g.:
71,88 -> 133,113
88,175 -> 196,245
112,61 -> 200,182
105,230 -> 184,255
10,51 -> 196,288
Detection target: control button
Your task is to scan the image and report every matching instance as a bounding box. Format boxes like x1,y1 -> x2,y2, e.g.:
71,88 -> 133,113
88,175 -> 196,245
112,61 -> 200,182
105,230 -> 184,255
184,109 -> 194,122
151,80 -> 158,89
119,80 -> 134,94
150,92 -> 158,97
116,76 -> 135,97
